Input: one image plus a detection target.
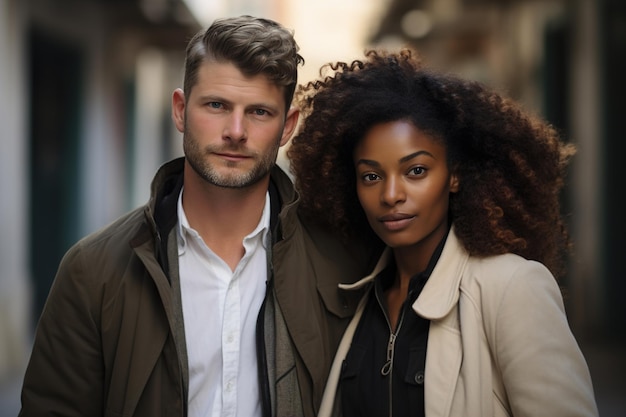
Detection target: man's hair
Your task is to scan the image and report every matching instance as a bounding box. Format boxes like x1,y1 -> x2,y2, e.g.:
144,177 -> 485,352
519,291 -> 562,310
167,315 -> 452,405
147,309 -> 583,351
183,15 -> 304,111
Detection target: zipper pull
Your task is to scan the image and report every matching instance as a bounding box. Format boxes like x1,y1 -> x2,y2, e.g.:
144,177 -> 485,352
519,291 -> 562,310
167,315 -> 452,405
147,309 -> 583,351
381,333 -> 396,376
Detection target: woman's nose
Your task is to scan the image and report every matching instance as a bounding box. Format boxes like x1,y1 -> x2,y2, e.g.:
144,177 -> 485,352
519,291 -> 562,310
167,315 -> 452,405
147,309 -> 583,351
381,176 -> 406,206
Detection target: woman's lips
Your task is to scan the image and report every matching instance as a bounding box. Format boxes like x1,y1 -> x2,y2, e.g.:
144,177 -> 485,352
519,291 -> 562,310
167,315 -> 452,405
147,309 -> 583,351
378,213 -> 415,231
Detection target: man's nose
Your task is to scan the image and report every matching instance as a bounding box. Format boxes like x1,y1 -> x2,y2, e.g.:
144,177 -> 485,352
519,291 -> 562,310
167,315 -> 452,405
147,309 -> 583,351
223,111 -> 247,142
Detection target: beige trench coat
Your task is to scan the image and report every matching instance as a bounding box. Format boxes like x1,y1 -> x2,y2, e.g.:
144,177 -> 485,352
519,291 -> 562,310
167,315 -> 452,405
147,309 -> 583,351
319,227 -> 598,417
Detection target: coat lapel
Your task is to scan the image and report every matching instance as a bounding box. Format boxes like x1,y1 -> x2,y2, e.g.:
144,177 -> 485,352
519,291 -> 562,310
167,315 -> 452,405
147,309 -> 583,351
422,309 -> 463,417
328,228 -> 470,417
413,227 -> 469,417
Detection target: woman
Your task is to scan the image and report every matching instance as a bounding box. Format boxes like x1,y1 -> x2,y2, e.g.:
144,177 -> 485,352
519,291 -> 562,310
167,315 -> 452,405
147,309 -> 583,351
288,49 -> 598,417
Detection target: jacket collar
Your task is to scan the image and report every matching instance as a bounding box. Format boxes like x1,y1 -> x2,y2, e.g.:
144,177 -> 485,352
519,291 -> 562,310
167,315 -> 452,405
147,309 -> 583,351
135,157 -> 296,275
340,226 -> 470,320
151,159 -> 185,239
145,157 -> 296,236
269,164 -> 297,242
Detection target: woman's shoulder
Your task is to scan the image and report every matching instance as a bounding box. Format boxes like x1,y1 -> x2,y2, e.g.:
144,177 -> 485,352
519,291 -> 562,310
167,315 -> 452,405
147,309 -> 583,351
467,252 -> 551,279
446,226 -> 553,287
462,252 -> 557,299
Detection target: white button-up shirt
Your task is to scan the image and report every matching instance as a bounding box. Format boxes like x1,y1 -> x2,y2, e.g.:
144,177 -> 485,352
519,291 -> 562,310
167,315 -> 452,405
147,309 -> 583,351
177,189 -> 269,417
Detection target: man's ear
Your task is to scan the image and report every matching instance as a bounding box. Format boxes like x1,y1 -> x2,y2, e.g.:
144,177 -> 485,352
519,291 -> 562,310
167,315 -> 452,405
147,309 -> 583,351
172,88 -> 186,133
279,106 -> 300,147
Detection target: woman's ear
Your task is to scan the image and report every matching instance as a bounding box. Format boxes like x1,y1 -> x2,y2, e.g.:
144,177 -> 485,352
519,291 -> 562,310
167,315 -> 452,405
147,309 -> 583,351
450,173 -> 460,193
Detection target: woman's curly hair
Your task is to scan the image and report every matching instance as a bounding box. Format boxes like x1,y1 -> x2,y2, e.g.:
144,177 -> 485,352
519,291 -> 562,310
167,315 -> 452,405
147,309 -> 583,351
287,49 -> 576,278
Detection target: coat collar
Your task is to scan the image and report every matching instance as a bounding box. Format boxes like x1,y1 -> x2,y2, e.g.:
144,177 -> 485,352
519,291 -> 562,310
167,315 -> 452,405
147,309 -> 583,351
340,226 -> 470,320
338,227 -> 469,417
414,226 -> 469,319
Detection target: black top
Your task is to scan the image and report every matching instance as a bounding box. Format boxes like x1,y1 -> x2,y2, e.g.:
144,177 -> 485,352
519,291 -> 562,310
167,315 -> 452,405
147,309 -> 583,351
339,235 -> 447,417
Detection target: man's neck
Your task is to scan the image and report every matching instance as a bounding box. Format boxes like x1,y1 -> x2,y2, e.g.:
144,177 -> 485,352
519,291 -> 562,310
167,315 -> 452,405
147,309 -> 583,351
182,167 -> 270,271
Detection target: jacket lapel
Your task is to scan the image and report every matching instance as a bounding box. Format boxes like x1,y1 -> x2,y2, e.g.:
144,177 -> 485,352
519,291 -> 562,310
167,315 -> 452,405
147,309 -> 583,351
117,236 -> 175,414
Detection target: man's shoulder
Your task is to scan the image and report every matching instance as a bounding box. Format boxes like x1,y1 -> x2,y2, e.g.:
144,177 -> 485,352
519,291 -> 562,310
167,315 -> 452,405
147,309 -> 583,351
70,205 -> 149,259
45,205 -> 153,305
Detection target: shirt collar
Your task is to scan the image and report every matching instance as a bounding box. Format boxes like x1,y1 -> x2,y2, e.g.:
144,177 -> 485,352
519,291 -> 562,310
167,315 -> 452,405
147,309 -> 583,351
176,188 -> 271,252
249,192 -> 272,249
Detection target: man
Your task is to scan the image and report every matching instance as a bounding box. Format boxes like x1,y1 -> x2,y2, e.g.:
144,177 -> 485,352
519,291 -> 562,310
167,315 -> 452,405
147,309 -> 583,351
19,15 -> 372,417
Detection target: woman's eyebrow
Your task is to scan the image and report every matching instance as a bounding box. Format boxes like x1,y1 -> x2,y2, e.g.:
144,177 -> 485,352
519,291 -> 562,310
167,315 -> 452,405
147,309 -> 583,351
399,150 -> 434,163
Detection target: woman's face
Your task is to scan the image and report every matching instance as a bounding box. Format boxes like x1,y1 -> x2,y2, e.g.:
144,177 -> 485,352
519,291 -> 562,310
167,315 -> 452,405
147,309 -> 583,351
354,120 -> 458,252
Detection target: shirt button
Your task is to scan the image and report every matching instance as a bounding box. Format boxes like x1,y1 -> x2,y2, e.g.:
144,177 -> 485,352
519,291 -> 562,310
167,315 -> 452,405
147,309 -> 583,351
415,371 -> 425,385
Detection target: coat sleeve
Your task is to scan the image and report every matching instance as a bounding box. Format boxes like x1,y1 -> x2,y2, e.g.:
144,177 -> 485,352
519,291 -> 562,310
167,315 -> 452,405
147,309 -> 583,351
19,243 -> 105,416
486,260 -> 598,417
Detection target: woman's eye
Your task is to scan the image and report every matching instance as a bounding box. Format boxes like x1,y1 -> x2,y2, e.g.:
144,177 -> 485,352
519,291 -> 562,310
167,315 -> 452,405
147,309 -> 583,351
409,167 -> 426,176
363,173 -> 380,182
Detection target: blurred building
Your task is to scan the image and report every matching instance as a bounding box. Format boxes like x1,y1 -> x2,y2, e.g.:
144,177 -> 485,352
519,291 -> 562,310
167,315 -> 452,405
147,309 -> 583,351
0,0 -> 201,393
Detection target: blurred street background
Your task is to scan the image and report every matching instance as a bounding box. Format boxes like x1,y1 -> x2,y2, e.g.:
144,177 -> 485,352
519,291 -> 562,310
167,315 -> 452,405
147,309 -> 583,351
1,0 -> 624,415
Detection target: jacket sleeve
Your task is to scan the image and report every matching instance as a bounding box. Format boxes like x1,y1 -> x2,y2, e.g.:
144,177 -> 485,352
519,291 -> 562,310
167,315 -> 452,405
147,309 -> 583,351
19,243 -> 105,416
486,260 -> 598,417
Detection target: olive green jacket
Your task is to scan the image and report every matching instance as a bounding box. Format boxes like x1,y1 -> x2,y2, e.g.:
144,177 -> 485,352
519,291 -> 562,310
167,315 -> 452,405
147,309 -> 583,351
19,158 -> 371,417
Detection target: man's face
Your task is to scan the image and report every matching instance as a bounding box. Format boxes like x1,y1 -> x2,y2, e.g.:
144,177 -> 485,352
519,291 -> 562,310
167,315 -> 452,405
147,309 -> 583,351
172,60 -> 298,188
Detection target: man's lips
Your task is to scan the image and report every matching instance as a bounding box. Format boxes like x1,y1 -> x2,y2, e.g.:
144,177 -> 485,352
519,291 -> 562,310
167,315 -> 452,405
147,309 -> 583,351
214,152 -> 250,161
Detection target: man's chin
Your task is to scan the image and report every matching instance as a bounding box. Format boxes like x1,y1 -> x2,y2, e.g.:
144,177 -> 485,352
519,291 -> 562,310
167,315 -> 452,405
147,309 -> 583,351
209,172 -> 267,189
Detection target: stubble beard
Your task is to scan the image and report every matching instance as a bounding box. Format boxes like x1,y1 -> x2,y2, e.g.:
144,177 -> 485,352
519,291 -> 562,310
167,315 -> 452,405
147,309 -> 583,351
183,130 -> 279,189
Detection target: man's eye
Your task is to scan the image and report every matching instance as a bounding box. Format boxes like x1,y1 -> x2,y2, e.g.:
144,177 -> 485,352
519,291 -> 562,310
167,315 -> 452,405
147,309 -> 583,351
207,102 -> 222,109
253,109 -> 268,116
